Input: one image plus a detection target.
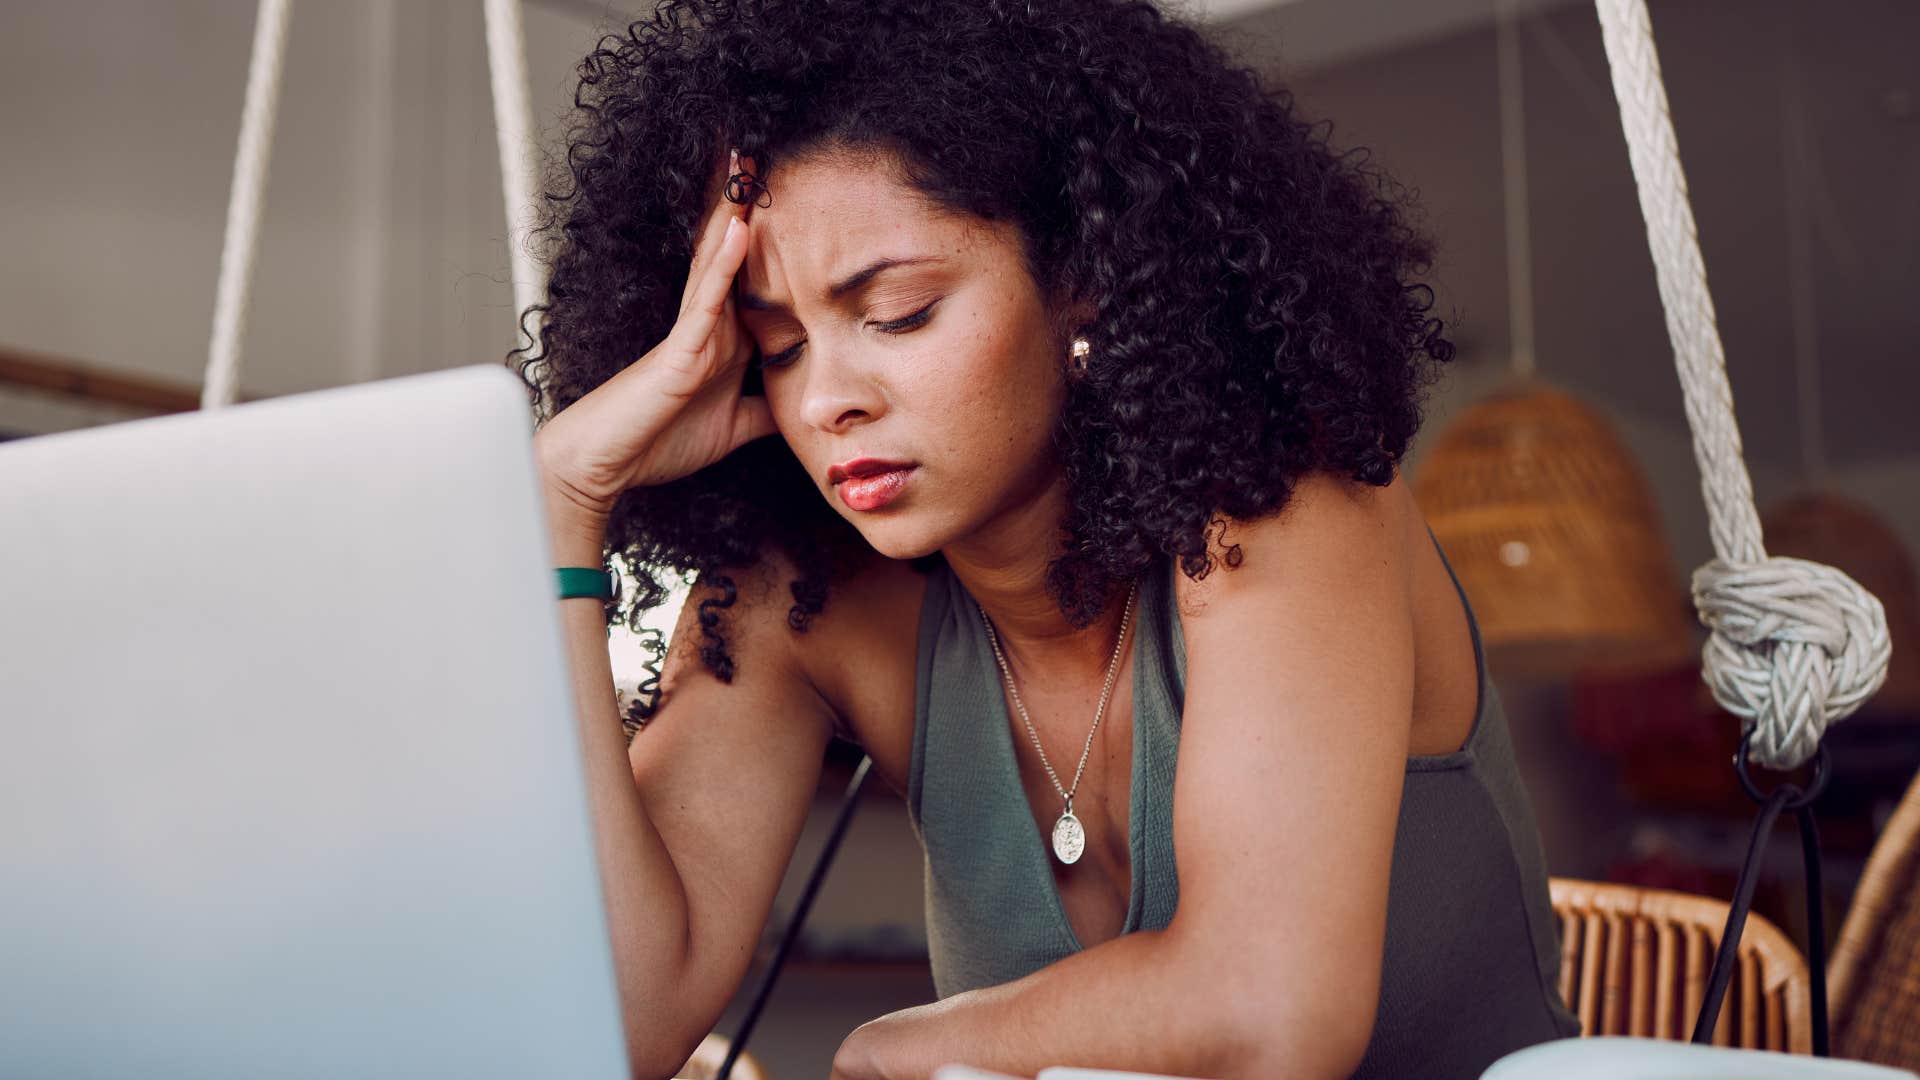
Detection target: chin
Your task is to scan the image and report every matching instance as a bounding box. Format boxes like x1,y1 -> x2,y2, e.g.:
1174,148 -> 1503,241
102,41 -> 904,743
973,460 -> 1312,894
855,531 -> 940,563
843,516 -> 946,563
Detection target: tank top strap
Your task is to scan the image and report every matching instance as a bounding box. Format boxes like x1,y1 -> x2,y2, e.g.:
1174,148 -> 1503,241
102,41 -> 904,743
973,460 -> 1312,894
1419,525 -> 1497,764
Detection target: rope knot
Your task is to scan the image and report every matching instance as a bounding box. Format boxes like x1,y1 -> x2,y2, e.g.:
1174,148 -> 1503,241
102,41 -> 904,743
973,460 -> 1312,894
1691,556 -> 1891,769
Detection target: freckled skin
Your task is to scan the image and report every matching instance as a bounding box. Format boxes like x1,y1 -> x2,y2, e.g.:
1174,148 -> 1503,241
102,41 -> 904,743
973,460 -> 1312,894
738,153 -> 1146,949
737,151 -> 1076,568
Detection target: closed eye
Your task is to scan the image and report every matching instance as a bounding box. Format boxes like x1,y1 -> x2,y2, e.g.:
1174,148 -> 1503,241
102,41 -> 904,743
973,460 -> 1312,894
873,299 -> 939,334
753,299 -> 940,371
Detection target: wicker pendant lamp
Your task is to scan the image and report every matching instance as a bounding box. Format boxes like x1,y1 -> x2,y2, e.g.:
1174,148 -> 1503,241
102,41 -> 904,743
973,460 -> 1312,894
1417,381 -> 1694,678
1412,1 -> 1692,679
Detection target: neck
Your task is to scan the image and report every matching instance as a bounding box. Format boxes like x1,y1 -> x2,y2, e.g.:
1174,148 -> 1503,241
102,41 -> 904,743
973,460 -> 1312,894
940,474 -> 1138,689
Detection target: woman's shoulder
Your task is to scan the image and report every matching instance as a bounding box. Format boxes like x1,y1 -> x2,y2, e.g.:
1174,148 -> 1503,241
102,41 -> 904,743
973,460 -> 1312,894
1171,474 -> 1479,759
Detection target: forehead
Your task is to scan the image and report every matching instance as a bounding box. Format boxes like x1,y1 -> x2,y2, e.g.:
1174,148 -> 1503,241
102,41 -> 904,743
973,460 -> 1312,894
739,152 -> 994,290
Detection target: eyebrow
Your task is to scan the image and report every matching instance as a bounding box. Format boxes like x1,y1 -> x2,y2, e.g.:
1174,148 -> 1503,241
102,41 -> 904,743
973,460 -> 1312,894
736,256 -> 942,313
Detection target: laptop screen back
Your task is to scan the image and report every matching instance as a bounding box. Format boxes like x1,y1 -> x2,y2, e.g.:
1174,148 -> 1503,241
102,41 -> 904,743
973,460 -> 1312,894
0,365 -> 627,1079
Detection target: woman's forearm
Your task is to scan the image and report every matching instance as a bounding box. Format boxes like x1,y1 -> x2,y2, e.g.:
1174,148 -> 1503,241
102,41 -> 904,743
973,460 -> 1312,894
544,490 -> 709,1079
832,926 -> 1317,1080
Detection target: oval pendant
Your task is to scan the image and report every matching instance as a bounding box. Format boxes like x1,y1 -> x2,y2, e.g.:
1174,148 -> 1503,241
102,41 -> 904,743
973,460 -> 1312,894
1051,811 -> 1086,865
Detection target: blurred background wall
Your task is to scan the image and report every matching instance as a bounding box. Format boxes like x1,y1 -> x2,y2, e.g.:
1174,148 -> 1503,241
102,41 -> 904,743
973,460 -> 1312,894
3,0 -> 1914,1072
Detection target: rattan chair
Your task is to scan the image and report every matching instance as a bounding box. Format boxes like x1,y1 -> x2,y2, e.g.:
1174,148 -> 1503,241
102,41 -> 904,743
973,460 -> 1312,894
1829,769 -> 1920,1070
1549,877 -> 1812,1053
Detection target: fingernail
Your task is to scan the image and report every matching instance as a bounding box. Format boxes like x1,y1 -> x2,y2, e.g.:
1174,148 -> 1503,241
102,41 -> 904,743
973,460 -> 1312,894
729,147 -> 739,169
724,217 -> 742,241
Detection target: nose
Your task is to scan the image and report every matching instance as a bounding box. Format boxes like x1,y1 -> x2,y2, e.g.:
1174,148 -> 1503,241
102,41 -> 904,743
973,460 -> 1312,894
794,339 -> 886,434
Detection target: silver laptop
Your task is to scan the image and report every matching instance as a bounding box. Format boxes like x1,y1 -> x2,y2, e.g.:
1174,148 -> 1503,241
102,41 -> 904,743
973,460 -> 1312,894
0,365 -> 629,1078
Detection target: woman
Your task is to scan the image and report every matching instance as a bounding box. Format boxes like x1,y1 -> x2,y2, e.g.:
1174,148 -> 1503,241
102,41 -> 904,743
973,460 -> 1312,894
525,0 -> 1579,1076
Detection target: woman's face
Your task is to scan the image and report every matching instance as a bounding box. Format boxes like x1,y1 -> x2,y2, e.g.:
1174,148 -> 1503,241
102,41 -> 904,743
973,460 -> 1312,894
735,150 -> 1072,561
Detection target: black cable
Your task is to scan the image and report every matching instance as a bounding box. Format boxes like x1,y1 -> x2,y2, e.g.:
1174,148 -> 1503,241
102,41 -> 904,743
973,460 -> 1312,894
1692,737 -> 1830,1053
1797,800 -> 1828,1056
717,753 -> 873,1080
1691,785 -> 1790,1043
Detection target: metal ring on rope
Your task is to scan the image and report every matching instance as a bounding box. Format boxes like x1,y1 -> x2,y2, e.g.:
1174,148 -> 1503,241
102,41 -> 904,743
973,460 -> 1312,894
1732,732 -> 1832,810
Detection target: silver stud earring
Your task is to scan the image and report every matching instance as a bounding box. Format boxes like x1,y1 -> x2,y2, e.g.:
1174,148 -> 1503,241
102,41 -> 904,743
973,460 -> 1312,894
1068,336 -> 1091,377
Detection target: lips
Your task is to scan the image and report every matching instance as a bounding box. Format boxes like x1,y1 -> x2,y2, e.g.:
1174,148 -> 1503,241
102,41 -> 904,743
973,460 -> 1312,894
828,458 -> 917,513
827,457 -> 916,486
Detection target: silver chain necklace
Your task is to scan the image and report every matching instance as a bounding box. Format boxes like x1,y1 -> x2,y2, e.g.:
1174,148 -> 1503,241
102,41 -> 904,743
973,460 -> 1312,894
976,579 -> 1139,866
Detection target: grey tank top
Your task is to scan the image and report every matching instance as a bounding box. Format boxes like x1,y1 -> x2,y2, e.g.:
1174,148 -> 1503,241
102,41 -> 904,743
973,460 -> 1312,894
904,536 -> 1581,1077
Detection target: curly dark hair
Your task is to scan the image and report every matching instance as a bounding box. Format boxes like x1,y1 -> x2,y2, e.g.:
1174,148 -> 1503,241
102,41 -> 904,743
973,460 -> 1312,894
512,0 -> 1453,734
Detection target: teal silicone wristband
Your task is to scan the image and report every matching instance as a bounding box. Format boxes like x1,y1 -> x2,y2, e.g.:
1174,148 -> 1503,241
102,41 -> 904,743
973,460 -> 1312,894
555,567 -> 615,601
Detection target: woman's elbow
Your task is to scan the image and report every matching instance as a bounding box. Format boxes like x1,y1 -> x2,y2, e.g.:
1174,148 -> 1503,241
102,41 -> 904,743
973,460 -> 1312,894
1210,958 -> 1378,1079
1222,1005 -> 1374,1079
1166,912 -> 1380,1078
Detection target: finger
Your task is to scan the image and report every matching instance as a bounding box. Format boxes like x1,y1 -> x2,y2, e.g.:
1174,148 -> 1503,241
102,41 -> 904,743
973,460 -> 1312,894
669,215 -> 750,355
680,148 -> 755,313
680,148 -> 738,311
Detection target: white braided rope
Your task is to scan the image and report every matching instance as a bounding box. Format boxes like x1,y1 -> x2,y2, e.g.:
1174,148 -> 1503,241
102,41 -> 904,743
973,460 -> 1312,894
208,1 -> 545,413
202,0 -> 292,411
1594,0 -> 1889,768
483,0 -> 549,375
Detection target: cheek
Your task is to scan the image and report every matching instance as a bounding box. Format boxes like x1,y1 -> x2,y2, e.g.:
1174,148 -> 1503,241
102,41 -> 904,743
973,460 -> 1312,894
756,386 -> 813,477
908,316 -> 1061,460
